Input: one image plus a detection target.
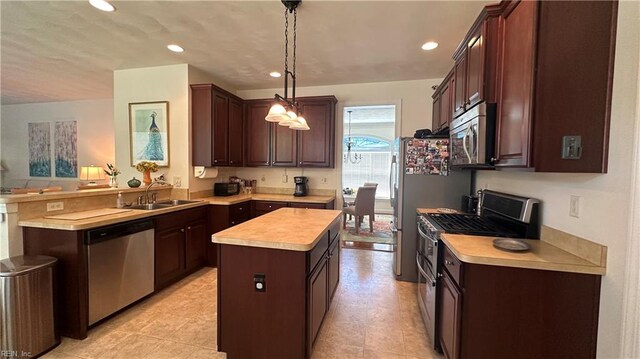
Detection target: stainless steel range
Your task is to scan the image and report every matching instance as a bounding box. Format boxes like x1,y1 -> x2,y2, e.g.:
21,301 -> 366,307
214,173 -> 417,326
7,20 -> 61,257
416,190 -> 540,349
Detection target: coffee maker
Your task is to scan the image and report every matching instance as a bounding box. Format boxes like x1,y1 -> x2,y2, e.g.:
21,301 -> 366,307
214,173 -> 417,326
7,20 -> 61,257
294,176 -> 309,197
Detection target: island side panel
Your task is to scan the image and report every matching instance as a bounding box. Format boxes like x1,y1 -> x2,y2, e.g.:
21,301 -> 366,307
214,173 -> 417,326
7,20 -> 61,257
218,243 -> 307,359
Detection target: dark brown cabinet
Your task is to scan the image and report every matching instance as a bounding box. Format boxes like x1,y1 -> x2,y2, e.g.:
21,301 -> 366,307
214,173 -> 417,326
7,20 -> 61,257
465,25 -> 485,109
208,201 -> 251,267
432,70 -> 454,130
308,256 -> 328,345
297,97 -> 337,168
437,244 -> 602,359
191,84 -> 243,167
154,206 -> 208,289
439,271 -> 461,359
244,96 -> 337,168
245,100 -> 273,166
327,232 -> 340,300
453,55 -> 467,119
494,0 -> 617,172
252,200 -> 334,217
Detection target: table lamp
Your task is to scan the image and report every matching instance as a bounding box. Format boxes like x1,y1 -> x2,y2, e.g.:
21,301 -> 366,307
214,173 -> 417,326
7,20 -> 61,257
79,165 -> 104,185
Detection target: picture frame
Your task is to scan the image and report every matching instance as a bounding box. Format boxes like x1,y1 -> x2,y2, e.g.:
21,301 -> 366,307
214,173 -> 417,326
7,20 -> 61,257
129,101 -> 170,167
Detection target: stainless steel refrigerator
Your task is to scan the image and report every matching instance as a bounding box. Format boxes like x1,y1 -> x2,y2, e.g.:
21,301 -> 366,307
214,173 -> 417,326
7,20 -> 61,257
390,137 -> 471,282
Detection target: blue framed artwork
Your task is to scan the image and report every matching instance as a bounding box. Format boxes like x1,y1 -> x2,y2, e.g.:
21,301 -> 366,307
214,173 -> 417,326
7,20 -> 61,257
129,101 -> 170,167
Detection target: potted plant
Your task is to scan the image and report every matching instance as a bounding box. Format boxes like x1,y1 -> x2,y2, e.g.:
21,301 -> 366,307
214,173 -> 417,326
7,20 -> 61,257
104,163 -> 121,188
135,161 -> 159,185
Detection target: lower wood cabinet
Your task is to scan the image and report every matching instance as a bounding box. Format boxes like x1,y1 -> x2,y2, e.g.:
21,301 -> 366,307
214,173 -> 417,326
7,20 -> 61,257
208,201 -> 251,266
438,244 -> 601,359
327,236 -> 340,300
252,200 -> 335,217
154,206 -> 208,290
308,256 -> 329,345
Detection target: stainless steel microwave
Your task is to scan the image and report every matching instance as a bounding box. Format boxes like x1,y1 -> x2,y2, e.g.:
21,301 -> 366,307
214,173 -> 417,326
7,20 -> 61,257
450,102 -> 496,168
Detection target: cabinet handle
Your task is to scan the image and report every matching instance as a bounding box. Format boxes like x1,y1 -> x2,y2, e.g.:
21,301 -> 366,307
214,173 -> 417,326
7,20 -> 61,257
445,260 -> 454,266
268,205 -> 272,209
299,161 -> 302,165
231,221 -> 235,225
266,161 -> 269,165
180,228 -> 185,233
187,226 -> 191,230
230,160 -> 234,164
490,157 -> 497,164
214,160 -> 218,163
239,207 -> 243,211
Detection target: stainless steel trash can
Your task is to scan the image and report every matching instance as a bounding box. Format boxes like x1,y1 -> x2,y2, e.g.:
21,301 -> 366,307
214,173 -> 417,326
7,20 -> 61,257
1,255 -> 59,358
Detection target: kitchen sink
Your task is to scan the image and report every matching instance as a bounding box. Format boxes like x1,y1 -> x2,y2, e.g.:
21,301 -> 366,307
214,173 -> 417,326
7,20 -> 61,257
129,203 -> 173,210
157,199 -> 202,206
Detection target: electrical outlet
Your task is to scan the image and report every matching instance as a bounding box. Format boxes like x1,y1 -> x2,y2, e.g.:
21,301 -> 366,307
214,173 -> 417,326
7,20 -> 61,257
46,202 -> 64,212
173,176 -> 181,187
321,177 -> 327,184
282,174 -> 288,183
569,195 -> 580,218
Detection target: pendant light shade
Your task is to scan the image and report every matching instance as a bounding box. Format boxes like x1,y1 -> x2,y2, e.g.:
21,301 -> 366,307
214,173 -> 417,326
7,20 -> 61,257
279,110 -> 298,126
289,115 -> 310,130
265,103 -> 288,122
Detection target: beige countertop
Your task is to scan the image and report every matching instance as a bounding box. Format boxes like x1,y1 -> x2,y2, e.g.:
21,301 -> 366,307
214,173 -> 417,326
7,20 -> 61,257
203,193 -> 335,205
212,207 -> 342,251
18,201 -> 208,231
440,233 -> 606,275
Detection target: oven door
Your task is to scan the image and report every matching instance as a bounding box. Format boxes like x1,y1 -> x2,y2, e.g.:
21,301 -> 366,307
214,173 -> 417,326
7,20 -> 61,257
417,222 -> 437,268
416,252 -> 437,347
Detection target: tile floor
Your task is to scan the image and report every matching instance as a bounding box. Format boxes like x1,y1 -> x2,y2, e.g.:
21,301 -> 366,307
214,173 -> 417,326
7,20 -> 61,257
44,248 -> 442,359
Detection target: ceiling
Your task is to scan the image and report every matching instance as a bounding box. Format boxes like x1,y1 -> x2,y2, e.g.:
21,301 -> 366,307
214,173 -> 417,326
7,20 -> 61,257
1,0 -> 491,105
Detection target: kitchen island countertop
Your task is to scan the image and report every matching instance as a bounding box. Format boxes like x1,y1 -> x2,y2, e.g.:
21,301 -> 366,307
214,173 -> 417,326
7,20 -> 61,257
212,207 -> 342,251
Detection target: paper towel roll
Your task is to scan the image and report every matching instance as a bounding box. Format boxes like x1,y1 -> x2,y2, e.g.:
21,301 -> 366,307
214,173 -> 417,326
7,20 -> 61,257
194,166 -> 219,179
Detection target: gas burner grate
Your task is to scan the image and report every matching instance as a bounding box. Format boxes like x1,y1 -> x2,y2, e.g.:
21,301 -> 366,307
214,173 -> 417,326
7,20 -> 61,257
426,213 -> 516,237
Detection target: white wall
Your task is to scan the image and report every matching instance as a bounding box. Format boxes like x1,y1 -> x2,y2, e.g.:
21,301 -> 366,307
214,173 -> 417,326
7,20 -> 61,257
0,99 -> 114,186
113,64 -> 189,188
236,79 -> 442,193
475,2 -> 640,357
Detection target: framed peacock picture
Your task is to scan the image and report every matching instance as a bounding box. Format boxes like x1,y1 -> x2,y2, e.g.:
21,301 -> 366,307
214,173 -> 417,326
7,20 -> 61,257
129,101 -> 170,167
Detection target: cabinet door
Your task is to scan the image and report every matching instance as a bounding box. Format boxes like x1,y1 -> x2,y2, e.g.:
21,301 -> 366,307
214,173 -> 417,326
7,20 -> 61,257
432,95 -> 441,131
439,272 -> 461,359
495,0 -> 536,167
453,55 -> 467,118
228,98 -> 243,166
155,228 -> 185,289
245,100 -> 272,166
191,85 -> 213,166
440,76 -> 453,128
272,121 -> 297,166
212,92 -> 229,166
466,24 -> 485,109
308,257 -> 328,345
185,220 -> 207,272
297,98 -> 336,168
327,238 -> 340,300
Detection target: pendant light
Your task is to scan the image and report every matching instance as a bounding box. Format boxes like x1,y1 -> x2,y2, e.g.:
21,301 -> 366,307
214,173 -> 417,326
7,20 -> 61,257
265,0 -> 310,131
344,111 -> 362,164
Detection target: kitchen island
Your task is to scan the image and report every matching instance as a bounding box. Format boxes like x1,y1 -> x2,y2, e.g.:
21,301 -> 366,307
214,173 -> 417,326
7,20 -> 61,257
212,207 -> 342,359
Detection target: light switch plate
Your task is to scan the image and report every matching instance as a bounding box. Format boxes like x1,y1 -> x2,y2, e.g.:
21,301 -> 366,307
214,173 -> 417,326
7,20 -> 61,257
569,195 -> 580,218
562,136 -> 582,160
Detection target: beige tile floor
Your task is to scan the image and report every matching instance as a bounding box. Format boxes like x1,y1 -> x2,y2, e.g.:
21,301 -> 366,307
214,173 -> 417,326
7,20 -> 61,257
43,248 -> 442,359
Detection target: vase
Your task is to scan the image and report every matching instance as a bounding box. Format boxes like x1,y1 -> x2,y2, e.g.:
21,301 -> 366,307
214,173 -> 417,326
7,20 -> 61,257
142,170 -> 152,186
109,176 -> 118,188
127,177 -> 141,188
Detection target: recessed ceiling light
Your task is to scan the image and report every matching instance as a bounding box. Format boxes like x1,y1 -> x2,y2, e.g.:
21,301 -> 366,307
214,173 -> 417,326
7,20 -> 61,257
270,71 -> 282,78
421,42 -> 439,51
89,0 -> 115,12
167,44 -> 184,53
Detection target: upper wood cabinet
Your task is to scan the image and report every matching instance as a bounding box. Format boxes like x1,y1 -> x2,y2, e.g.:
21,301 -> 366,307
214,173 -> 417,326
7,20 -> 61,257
451,7 -> 502,119
494,0 -> 618,172
432,69 -> 454,130
191,84 -> 244,167
244,96 -> 337,168
297,96 -> 337,168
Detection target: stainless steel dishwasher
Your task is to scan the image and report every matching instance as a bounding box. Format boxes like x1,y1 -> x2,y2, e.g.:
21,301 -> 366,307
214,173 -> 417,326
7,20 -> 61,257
85,219 -> 154,325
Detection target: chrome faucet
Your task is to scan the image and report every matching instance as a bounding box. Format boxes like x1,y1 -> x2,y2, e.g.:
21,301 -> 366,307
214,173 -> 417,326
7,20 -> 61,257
145,179 -> 168,204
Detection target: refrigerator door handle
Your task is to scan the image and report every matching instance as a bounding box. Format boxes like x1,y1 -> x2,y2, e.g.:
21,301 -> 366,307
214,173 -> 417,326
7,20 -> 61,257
389,158 -> 395,207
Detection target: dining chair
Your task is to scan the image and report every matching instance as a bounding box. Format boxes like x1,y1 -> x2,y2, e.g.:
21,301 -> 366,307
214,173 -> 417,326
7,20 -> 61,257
342,186 -> 377,234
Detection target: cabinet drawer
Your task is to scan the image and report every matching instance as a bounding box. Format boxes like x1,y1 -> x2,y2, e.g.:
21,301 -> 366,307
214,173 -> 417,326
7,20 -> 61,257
229,215 -> 249,227
253,201 -> 288,212
230,202 -> 250,219
328,219 -> 341,246
308,238 -> 329,274
155,206 -> 207,232
443,245 -> 463,287
289,202 -> 326,209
